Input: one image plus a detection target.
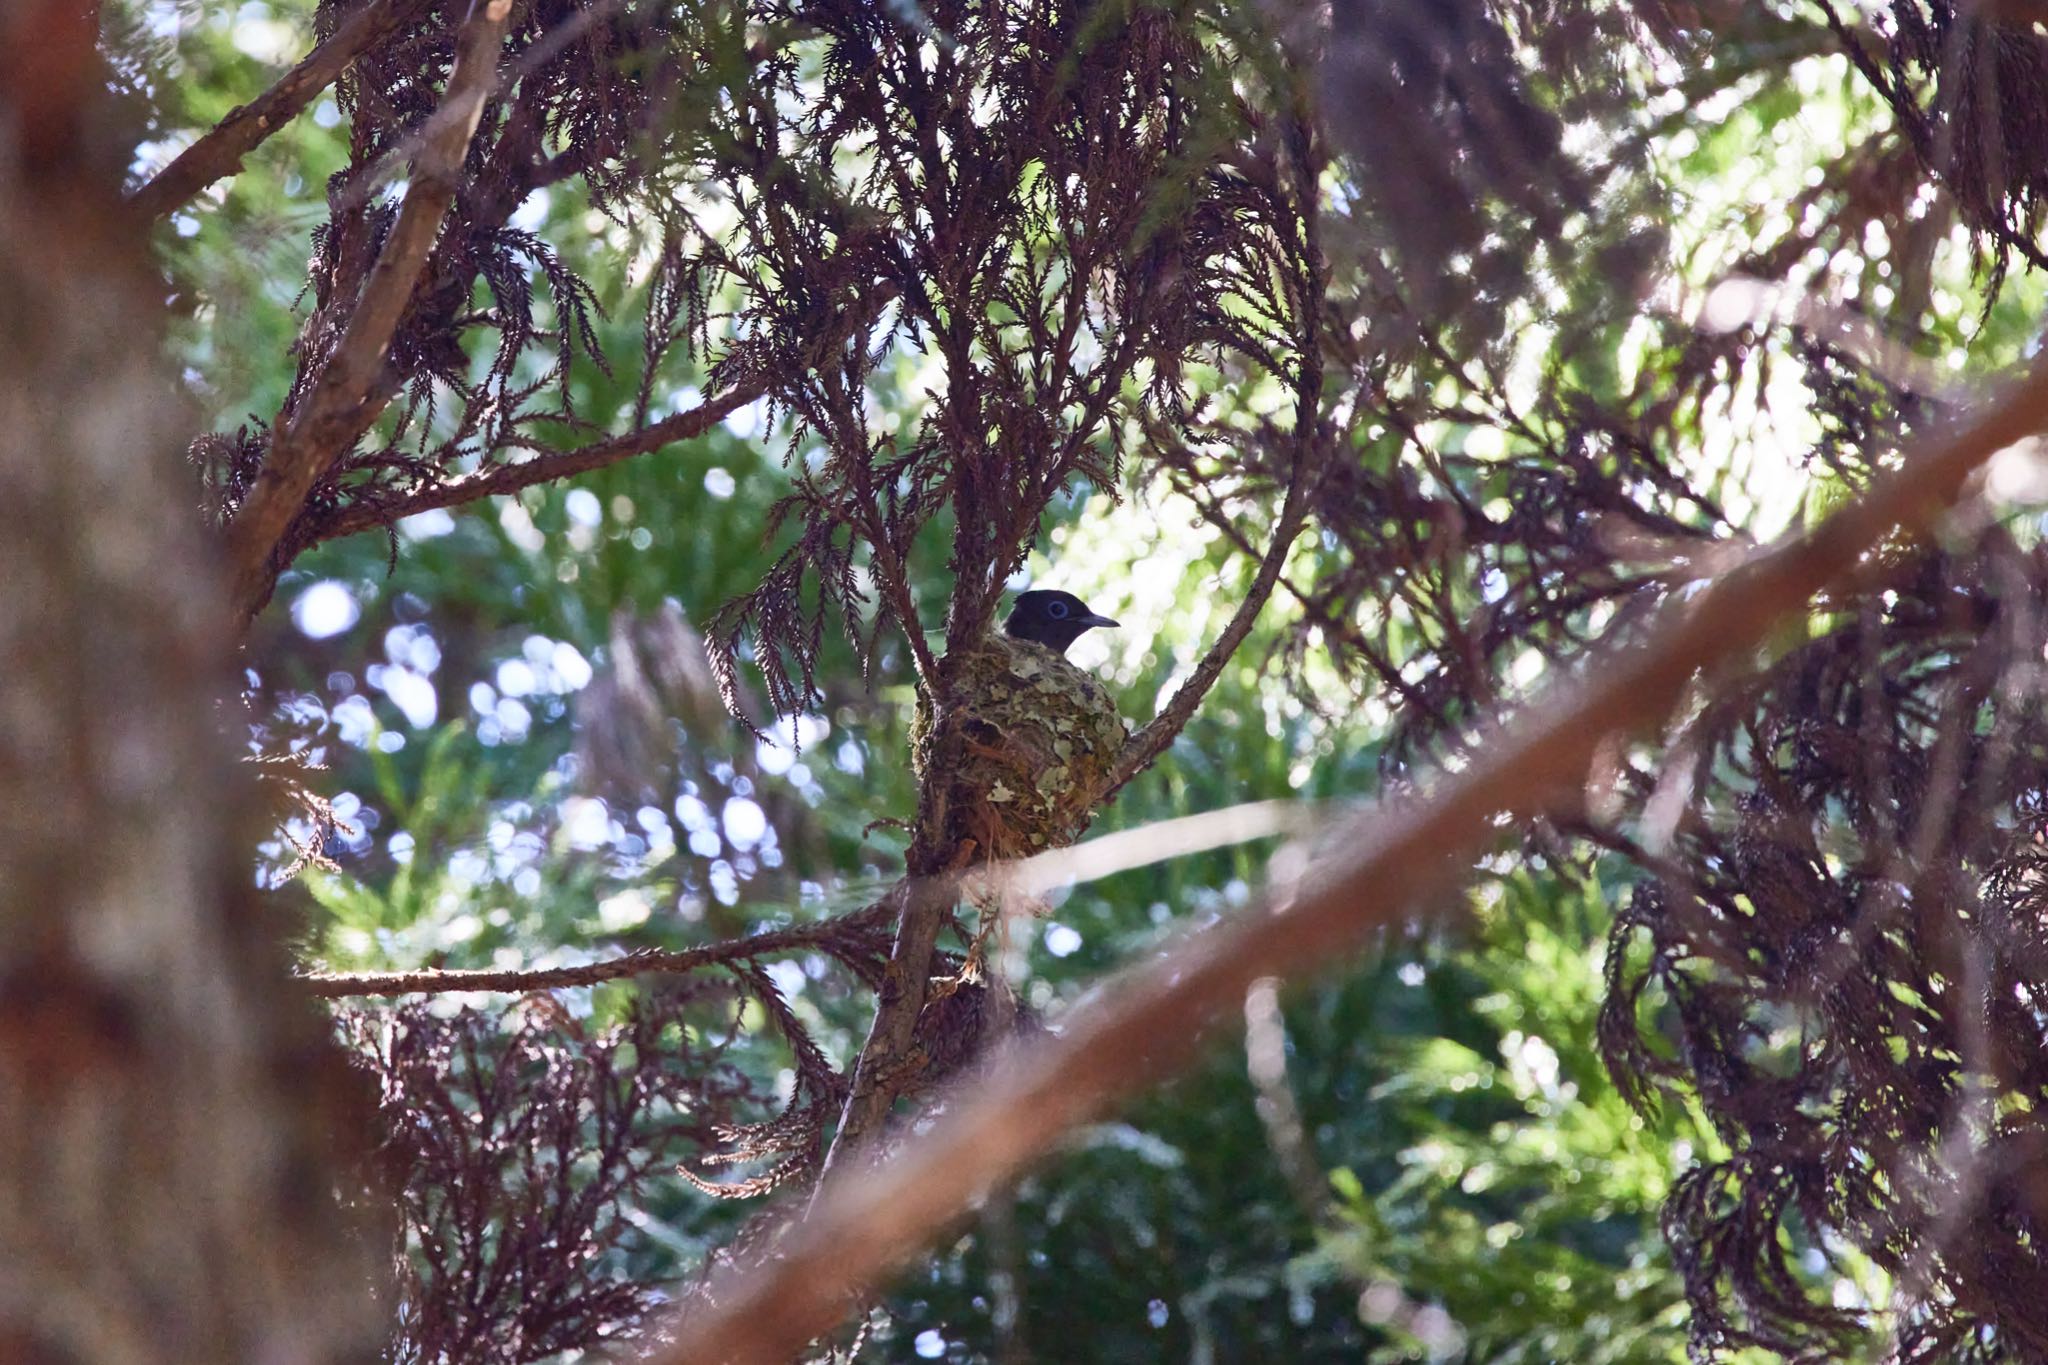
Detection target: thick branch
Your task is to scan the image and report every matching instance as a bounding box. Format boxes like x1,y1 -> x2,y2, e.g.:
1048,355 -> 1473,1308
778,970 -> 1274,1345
301,903 -> 886,997
643,352 -> 2048,1365
222,0 -> 511,625
300,381 -> 768,547
129,0 -> 425,221
0,16 -> 383,1355
810,873 -> 955,1182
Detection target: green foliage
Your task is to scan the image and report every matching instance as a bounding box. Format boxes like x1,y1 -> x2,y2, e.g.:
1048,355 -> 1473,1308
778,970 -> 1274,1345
1310,872 -> 1715,1364
870,870 -> 1731,1363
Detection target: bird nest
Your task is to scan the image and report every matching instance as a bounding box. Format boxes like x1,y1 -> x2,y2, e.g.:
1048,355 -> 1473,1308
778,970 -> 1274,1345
911,635 -> 1126,864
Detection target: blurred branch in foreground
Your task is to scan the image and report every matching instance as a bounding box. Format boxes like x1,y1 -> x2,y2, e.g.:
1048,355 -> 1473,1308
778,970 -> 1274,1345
0,3 -> 383,1357
647,344 -> 2048,1364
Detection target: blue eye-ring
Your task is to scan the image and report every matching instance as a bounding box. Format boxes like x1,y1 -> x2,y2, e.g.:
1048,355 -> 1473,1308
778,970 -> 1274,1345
1047,600 -> 1069,619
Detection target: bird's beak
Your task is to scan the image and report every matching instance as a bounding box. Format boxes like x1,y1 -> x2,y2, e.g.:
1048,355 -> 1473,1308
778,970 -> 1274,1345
1081,613 -> 1119,629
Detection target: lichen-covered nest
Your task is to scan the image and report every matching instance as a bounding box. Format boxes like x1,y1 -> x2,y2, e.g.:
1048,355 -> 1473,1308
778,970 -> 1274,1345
911,635 -> 1126,863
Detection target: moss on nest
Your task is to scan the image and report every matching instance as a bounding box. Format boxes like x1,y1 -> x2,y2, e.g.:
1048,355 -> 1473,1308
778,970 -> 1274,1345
911,635 -> 1126,863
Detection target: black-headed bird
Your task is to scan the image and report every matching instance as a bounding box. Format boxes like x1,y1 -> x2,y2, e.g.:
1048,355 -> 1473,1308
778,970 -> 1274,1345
1003,589 -> 1118,655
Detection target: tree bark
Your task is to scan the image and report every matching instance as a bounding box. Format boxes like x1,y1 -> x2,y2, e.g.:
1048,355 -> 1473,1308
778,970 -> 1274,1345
0,10 -> 385,1362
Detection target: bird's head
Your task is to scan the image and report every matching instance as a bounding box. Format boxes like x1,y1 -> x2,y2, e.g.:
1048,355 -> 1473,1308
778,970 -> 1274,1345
1003,589 -> 1119,655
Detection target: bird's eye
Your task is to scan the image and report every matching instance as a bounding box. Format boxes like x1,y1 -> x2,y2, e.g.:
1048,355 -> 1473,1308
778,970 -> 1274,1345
1047,600 -> 1070,619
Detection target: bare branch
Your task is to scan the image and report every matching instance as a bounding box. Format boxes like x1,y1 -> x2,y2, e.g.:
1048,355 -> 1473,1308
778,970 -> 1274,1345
1105,459 -> 1314,797
300,903 -> 888,998
128,0 -> 427,221
1244,977 -> 1329,1224
642,351 -> 2048,1365
221,0 -> 512,625
301,381 -> 767,547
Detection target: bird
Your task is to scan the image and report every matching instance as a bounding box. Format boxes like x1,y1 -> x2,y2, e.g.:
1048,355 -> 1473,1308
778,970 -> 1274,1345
1003,589 -> 1119,655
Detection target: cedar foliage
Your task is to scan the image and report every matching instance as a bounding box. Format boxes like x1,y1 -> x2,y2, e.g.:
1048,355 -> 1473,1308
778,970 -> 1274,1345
688,0 -> 1325,734
351,992 -> 764,1364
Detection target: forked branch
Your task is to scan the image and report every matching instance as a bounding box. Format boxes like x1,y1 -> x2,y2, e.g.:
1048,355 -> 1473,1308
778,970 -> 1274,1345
300,902 -> 888,997
300,381 -> 768,547
129,0 -> 428,220
642,349 -> 2048,1365
222,0 -> 511,625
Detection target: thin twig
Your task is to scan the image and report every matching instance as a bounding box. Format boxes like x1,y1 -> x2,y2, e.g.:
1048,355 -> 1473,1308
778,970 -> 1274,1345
1103,134 -> 1327,798
299,905 -> 887,998
302,802 -> 1313,999
222,0 -> 512,625
1176,475 -> 1442,721
324,0 -> 620,217
300,381 -> 767,546
128,0 -> 428,220
1105,457 -> 1314,799
640,350 -> 2048,1365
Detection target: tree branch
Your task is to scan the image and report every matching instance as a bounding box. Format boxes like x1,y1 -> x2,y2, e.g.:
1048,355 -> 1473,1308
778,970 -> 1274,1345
300,903 -> 888,998
1105,455 -> 1314,799
816,807 -> 1320,1181
1176,475 -> 1445,723
642,350 -> 2048,1365
809,873 -> 955,1183
300,381 -> 768,547
221,0 -> 512,626
128,0 -> 426,221
1103,124 -> 1329,798
306,803 -> 1313,1000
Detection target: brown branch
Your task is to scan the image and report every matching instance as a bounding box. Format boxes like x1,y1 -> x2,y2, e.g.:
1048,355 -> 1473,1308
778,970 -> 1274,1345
305,803 -> 1312,1000
300,903 -> 887,998
1177,475 -> 1445,722
818,806 -> 1314,1181
221,0 -> 512,626
300,381 -> 768,547
128,0 -> 427,221
1105,441 -> 1318,799
809,874 -> 954,1184
640,351 -> 2048,1365
1104,131 -> 1329,798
